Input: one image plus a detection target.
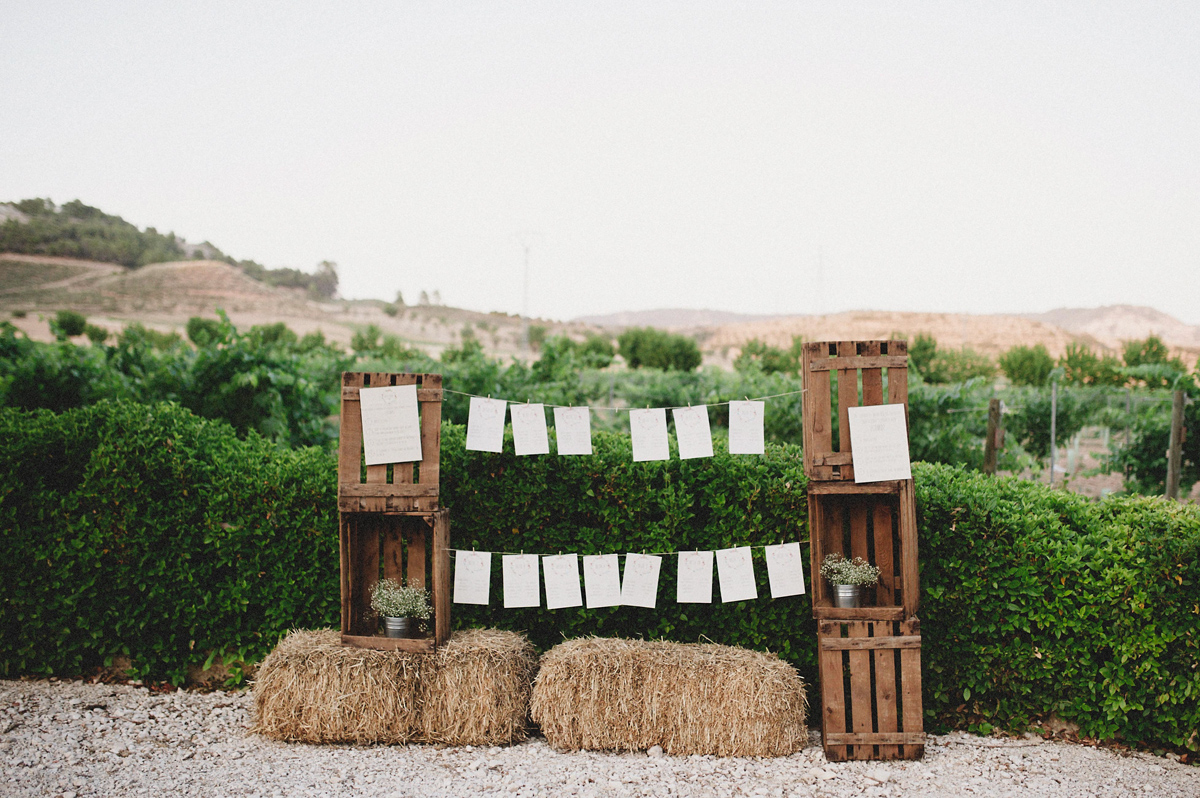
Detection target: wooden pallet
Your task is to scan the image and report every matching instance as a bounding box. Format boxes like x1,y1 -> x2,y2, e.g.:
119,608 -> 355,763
819,619 -> 924,761
801,340 -> 924,760
337,372 -> 450,652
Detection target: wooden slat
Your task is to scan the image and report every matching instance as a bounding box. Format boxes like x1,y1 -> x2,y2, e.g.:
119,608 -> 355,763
338,373 -> 365,486
419,374 -> 443,488
339,516 -> 352,634
363,372 -> 392,487
847,620 -> 873,760
819,635 -> 922,650
807,493 -> 826,606
382,521 -> 403,584
812,602 -> 906,621
808,480 -> 902,495
339,483 -> 441,498
820,633 -> 847,762
810,452 -> 854,466
432,510 -> 451,645
849,501 -> 869,563
808,355 -> 909,372
357,516 -> 380,636
823,498 -> 845,563
341,386 -> 444,401
803,344 -> 833,478
873,502 -> 895,606
861,342 -> 884,406
824,732 -> 924,746
900,642 -> 924,757
836,341 -> 858,456
340,634 -> 435,653
899,479 -> 920,617
391,374 -> 419,486
406,523 -> 426,590
874,621 -> 900,758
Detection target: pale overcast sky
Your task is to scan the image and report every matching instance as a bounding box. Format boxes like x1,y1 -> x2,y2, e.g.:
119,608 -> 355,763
3,2 -> 1198,323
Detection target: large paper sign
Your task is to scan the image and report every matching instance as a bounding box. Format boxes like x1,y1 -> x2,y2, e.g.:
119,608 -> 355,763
728,400 -> 765,455
553,406 -> 593,456
453,550 -> 492,605
716,546 -> 758,603
542,554 -> 583,610
621,553 -> 662,609
677,550 -> 714,603
672,406 -> 713,460
510,403 -> 550,456
466,397 -> 507,453
764,542 -> 806,598
582,554 -> 622,608
358,384 -> 423,466
847,403 -> 912,483
630,408 -> 669,462
502,554 -> 540,608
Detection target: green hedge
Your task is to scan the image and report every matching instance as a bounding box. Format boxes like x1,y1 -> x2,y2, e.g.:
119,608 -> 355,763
1,402 -> 1197,751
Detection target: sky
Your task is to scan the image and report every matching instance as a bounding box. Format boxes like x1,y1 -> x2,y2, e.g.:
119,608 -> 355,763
3,2 -> 1198,323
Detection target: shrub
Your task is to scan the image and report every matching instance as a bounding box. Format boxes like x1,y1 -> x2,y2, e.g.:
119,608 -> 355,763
52,310 -> 87,339
999,344 -> 1054,387
618,327 -> 702,372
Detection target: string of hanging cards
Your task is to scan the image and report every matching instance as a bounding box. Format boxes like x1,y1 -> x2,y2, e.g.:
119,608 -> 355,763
452,388 -> 806,461
449,543 -> 807,610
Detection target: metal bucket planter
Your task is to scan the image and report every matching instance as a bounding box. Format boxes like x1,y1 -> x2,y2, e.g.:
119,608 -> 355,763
382,616 -> 413,638
831,584 -> 864,608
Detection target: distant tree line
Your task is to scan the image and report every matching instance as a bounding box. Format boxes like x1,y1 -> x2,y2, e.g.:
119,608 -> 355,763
1,198 -> 339,300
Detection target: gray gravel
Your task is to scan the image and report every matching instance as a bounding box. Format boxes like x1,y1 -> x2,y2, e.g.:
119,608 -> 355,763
3,678 -> 1196,797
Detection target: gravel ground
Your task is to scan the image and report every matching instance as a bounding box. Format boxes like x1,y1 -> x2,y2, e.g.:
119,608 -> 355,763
3,679 -> 1196,797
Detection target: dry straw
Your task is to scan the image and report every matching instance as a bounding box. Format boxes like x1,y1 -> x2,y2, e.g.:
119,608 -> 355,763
531,637 -> 808,757
253,628 -> 537,746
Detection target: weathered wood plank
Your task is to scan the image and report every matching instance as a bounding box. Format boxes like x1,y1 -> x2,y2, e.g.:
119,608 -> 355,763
819,635 -> 922,650
874,502 -> 895,606
836,341 -> 858,456
340,634 -> 435,653
339,483 -> 441,498
820,632 -> 847,762
808,480 -> 902,495
847,620 -> 874,760
860,342 -> 884,406
899,479 -> 920,617
809,355 -> 909,372
824,732 -> 924,746
406,523 -> 426,590
433,510 -> 451,645
382,521 -> 403,585
812,602 -> 906,621
341,386 -> 443,401
874,622 -> 900,758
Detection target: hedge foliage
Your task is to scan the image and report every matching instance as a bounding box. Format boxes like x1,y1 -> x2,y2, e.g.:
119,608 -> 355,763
2,402 -> 1198,751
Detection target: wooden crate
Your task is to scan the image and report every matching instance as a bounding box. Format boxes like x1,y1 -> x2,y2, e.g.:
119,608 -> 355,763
801,340 -> 924,760
337,372 -> 450,653
818,619 -> 924,761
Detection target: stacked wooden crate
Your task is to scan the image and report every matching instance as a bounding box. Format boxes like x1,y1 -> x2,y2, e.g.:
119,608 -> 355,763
802,341 -> 925,761
337,372 -> 450,652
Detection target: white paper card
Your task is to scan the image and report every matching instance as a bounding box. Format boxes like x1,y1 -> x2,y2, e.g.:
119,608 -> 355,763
502,554 -> 540,608
582,554 -> 622,608
716,546 -> 758,603
553,406 -> 593,456
676,550 -> 714,604
542,554 -> 583,610
466,397 -> 507,453
630,408 -> 669,462
672,406 -> 714,460
453,550 -> 492,605
848,403 -> 912,483
621,553 -> 662,609
358,384 -> 423,466
764,542 -> 806,598
728,400 -> 765,455
510,403 -> 550,456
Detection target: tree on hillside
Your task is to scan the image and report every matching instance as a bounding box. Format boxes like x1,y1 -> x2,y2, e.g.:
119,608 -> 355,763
618,327 -> 702,371
999,344 -> 1054,386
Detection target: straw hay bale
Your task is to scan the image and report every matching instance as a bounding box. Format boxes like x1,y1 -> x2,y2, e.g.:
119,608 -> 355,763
531,637 -> 808,757
252,628 -> 536,746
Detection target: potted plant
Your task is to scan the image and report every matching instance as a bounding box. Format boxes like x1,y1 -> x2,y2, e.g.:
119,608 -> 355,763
370,578 -> 432,638
820,553 -> 881,608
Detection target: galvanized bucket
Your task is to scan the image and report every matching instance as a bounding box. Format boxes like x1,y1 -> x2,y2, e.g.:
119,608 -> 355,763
831,584 -> 863,608
382,616 -> 412,638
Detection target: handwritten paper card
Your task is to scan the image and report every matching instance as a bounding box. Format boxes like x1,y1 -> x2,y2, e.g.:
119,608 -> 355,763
358,384 -> 423,466
510,403 -> 550,456
847,403 -> 912,483
453,550 -> 492,605
621,553 -> 662,608
553,406 -> 593,456
764,542 -> 806,598
716,546 -> 758,603
466,397 -> 507,453
728,400 -> 765,455
542,554 -> 583,610
676,550 -> 714,603
672,406 -> 713,460
502,554 -> 540,608
583,554 -> 622,608
630,408 -> 669,462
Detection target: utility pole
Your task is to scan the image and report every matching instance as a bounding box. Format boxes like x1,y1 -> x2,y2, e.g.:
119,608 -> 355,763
983,398 -> 1002,475
1165,389 -> 1185,500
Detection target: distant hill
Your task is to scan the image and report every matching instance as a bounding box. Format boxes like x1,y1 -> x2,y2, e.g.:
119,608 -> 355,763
575,308 -> 786,329
1020,305 -> 1200,351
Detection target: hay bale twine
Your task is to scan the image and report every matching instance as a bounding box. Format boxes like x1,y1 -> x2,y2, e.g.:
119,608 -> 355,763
531,637 -> 808,757
252,628 -> 537,746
